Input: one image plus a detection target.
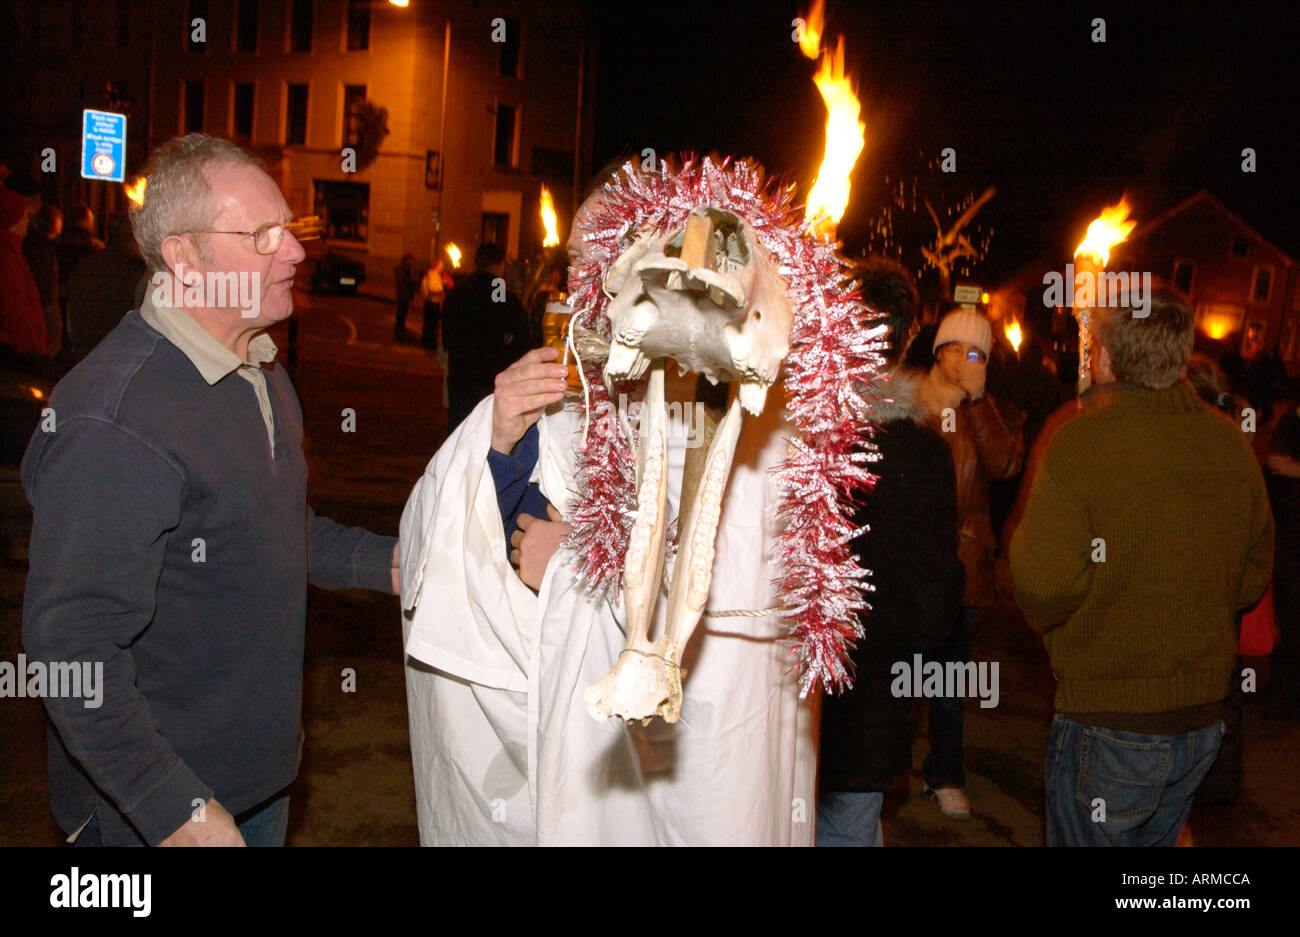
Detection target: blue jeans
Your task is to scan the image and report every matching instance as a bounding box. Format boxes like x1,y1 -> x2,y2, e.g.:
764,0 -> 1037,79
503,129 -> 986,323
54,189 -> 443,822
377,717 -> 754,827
923,605 -> 978,789
816,792 -> 885,846
74,793 -> 290,847
1044,714 -> 1225,846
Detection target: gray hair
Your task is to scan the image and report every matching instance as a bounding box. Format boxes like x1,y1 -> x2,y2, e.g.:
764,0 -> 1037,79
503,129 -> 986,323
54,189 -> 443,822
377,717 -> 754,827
130,134 -> 263,272
1094,288 -> 1195,390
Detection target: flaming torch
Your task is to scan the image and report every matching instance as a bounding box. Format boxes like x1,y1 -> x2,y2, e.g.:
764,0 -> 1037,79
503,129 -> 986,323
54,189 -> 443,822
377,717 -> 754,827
1072,198 -> 1135,393
798,0 -> 865,238
1004,319 -> 1023,356
539,185 -> 561,248
445,242 -> 462,269
124,176 -> 147,208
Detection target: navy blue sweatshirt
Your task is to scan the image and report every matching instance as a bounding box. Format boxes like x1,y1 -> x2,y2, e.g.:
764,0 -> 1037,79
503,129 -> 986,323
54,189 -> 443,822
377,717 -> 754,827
21,311 -> 396,845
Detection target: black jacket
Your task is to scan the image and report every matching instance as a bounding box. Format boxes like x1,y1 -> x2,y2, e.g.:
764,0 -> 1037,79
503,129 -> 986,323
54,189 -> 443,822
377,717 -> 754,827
819,368 -> 965,793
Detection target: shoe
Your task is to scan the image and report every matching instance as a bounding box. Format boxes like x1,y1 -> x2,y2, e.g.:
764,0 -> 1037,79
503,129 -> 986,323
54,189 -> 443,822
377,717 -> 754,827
923,785 -> 971,820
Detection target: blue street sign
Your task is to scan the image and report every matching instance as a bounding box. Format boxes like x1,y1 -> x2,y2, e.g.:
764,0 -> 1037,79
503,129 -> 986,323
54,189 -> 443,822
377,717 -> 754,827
81,109 -> 127,182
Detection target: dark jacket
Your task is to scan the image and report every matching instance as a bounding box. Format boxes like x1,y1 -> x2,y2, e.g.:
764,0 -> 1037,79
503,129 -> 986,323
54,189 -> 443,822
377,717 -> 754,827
65,243 -> 147,359
441,267 -> 529,423
820,368 -> 965,793
22,310 -> 396,845
54,227 -> 104,295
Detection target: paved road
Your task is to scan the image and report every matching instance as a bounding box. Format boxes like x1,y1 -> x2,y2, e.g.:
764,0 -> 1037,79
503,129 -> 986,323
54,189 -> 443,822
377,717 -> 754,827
1,286 -> 1296,845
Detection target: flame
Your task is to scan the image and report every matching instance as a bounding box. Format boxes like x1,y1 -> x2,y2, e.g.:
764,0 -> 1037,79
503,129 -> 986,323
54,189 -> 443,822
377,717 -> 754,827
124,176 -> 147,207
798,0 -> 824,59
805,35 -> 865,234
539,185 -> 560,248
445,242 -> 462,268
29,386 -> 45,400
1074,198 -> 1136,268
1005,320 -> 1023,353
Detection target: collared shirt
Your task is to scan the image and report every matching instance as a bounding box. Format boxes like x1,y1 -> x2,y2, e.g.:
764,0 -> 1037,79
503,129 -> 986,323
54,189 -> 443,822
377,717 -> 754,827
139,288 -> 279,454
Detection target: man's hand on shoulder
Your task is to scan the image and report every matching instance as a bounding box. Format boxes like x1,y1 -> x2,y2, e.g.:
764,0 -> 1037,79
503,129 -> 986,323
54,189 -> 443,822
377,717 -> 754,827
509,504 -> 571,590
492,347 -> 568,455
158,798 -> 244,847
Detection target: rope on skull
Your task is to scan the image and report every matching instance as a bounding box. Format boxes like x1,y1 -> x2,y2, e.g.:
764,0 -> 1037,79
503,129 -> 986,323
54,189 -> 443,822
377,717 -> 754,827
617,646 -> 682,671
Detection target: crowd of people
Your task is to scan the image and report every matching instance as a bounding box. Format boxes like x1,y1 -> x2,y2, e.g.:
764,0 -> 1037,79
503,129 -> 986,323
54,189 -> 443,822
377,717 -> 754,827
10,133 -> 1290,847
0,174 -> 147,368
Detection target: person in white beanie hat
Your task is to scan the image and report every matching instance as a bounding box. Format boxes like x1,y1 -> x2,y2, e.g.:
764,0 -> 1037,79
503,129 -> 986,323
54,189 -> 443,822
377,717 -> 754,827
932,310 -> 993,360
915,306 -> 1024,821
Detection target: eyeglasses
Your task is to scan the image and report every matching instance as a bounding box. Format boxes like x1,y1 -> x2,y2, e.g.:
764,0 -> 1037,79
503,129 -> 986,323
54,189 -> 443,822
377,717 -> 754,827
183,219 -> 318,255
939,343 -> 987,364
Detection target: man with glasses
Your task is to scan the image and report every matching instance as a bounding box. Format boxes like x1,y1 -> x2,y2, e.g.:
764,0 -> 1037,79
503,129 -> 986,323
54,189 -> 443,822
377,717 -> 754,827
22,134 -> 399,846
915,308 -> 1024,821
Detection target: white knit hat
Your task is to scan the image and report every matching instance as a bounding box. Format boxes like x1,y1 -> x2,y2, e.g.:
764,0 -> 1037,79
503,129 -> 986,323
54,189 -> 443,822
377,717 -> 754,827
933,310 -> 992,357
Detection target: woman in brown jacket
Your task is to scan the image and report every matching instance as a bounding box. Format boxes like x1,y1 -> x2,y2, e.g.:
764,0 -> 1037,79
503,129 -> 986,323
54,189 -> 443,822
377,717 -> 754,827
915,309 -> 1025,819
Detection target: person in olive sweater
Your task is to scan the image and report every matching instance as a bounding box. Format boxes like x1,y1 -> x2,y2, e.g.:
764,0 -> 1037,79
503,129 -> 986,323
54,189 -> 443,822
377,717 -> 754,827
1010,289 -> 1273,846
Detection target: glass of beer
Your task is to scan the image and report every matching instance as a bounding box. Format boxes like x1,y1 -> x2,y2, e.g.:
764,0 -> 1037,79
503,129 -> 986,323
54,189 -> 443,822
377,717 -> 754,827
541,300 -> 583,393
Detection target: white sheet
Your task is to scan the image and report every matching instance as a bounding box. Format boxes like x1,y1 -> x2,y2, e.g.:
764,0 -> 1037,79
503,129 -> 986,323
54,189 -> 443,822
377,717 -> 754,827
400,394 -> 817,845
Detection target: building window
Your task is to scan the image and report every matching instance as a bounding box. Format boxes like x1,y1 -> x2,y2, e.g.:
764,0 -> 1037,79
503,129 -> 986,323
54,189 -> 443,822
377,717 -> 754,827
346,0 -> 370,51
184,81 -> 205,132
1173,259 -> 1194,295
482,212 -> 510,249
499,17 -> 521,77
1196,303 -> 1244,342
342,85 -> 366,147
494,103 -> 518,168
237,0 -> 259,52
187,0 -> 209,53
290,0 -> 313,52
313,180 -> 369,242
1252,266 -> 1273,304
1231,235 -> 1250,258
233,83 -> 255,141
286,83 -> 308,145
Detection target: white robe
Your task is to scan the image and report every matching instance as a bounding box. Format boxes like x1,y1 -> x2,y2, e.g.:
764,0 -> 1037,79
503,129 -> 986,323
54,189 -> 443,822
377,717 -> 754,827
399,394 -> 817,845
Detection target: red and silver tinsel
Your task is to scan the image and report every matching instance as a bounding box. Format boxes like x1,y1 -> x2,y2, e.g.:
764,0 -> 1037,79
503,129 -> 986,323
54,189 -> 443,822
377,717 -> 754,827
565,156 -> 887,696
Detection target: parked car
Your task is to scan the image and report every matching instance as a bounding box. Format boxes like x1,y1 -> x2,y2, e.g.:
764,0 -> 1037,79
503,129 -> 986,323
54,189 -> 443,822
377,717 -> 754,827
310,252 -> 367,296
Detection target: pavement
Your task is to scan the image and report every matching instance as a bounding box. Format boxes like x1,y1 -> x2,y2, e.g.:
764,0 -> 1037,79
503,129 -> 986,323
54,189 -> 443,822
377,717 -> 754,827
1,284 -> 1296,846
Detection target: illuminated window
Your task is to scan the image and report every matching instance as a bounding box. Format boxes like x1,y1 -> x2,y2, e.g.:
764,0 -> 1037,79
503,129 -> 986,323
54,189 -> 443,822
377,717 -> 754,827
346,0 -> 369,51
343,85 -> 366,148
290,0 -> 313,52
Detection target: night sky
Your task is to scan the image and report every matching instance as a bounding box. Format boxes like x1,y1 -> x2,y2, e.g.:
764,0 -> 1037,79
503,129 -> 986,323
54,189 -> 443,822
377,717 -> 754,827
584,0 -> 1296,285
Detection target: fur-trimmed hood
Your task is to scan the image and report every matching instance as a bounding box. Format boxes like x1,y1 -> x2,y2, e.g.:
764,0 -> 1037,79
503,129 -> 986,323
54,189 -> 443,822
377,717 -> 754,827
864,365 -> 929,425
